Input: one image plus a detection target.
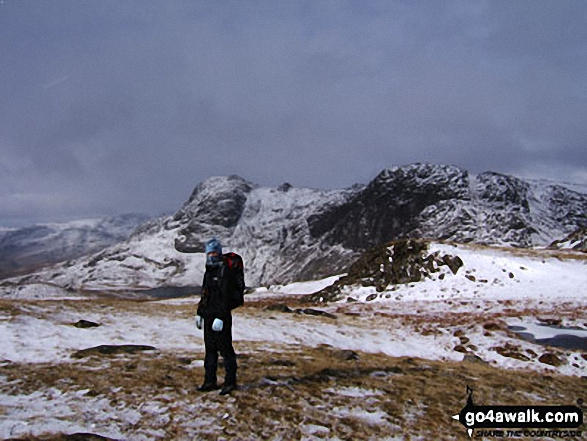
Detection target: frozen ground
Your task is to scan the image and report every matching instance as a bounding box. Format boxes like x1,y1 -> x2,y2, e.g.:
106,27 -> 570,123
0,243 -> 586,440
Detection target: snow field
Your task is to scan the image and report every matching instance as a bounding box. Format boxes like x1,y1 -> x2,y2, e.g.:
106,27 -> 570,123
339,243 -> 586,305
0,243 -> 585,439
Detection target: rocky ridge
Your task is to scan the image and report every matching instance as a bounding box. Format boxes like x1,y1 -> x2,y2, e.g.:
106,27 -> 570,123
309,164 -> 587,248
306,239 -> 464,302
1,164 -> 586,295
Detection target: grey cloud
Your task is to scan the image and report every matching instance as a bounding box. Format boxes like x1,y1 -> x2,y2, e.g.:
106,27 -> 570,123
0,0 -> 586,225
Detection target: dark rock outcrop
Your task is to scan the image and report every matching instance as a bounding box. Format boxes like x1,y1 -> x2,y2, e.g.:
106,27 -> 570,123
308,164 -> 470,250
174,175 -> 257,253
305,238 -> 463,302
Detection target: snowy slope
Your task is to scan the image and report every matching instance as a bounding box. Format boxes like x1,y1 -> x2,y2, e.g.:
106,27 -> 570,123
0,178 -> 357,295
0,214 -> 150,280
327,241 -> 586,306
0,243 -> 585,439
1,244 -> 585,372
1,164 -> 586,295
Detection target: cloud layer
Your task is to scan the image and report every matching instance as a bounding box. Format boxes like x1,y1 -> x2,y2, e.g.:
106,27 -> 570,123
1,1 -> 586,225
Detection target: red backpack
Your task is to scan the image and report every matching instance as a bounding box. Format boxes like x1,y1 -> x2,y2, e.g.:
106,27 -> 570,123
222,252 -> 245,309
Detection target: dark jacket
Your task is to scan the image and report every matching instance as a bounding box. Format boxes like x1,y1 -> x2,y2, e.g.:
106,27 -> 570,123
197,260 -> 244,320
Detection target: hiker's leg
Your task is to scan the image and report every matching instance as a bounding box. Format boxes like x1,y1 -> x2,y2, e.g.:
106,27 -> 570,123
203,320 -> 219,385
218,315 -> 237,385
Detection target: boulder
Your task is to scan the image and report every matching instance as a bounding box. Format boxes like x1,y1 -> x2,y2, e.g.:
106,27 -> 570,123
71,344 -> 157,359
73,320 -> 100,329
538,353 -> 564,367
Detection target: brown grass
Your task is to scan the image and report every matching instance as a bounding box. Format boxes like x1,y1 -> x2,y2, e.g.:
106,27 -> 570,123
2,341 -> 586,440
1,292 -> 586,440
441,240 -> 587,261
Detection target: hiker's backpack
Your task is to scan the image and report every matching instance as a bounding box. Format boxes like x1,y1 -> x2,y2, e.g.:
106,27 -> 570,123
222,252 -> 245,310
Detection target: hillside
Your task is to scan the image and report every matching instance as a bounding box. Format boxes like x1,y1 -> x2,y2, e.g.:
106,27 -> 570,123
0,243 -> 585,439
1,164 -> 586,297
0,214 -> 150,280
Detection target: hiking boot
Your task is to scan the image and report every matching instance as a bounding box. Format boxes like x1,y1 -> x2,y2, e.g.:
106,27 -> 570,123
197,382 -> 219,392
219,383 -> 237,395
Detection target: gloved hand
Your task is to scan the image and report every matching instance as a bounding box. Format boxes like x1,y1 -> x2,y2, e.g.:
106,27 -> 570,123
195,316 -> 203,330
212,318 -> 224,332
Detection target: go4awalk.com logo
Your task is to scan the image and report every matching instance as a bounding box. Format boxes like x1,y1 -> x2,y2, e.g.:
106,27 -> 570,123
452,386 -> 584,438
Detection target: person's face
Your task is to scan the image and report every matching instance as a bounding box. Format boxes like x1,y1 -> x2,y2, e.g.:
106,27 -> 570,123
207,251 -> 219,259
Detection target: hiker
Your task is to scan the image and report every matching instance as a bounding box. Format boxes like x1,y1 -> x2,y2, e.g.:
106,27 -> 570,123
195,238 -> 244,395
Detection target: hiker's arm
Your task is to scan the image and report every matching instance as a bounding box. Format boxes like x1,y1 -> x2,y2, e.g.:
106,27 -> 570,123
197,273 -> 207,316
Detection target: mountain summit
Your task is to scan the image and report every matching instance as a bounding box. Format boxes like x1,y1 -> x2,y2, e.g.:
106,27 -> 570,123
309,164 -> 587,249
2,164 -> 586,294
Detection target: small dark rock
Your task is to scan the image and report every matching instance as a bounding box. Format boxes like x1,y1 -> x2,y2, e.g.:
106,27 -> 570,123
72,345 -> 157,359
443,255 -> 464,275
465,275 -> 476,282
335,350 -> 360,361
12,434 -> 120,441
536,317 -> 562,327
270,358 -> 296,367
73,320 -> 101,329
278,182 -> 293,192
483,322 -> 501,331
266,304 -> 293,313
538,353 -> 564,367
463,354 -> 487,365
65,434 -> 119,441
298,308 -> 337,319
365,294 -> 378,302
494,345 -> 531,361
454,345 -> 468,353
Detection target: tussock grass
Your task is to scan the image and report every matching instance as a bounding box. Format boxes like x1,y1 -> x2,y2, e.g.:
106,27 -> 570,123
2,342 -> 585,440
1,292 -> 585,440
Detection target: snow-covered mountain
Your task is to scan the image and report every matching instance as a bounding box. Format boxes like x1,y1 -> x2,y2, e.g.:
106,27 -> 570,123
308,164 -> 587,249
0,214 -> 150,280
2,164 -> 586,295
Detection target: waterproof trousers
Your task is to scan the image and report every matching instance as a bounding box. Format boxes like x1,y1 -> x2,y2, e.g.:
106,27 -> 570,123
203,315 -> 237,385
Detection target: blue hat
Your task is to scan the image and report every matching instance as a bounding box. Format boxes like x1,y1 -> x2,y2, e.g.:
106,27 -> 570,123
205,238 -> 223,266
205,237 -> 222,255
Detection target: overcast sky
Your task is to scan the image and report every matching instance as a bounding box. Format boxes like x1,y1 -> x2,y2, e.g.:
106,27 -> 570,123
1,1 -> 586,226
